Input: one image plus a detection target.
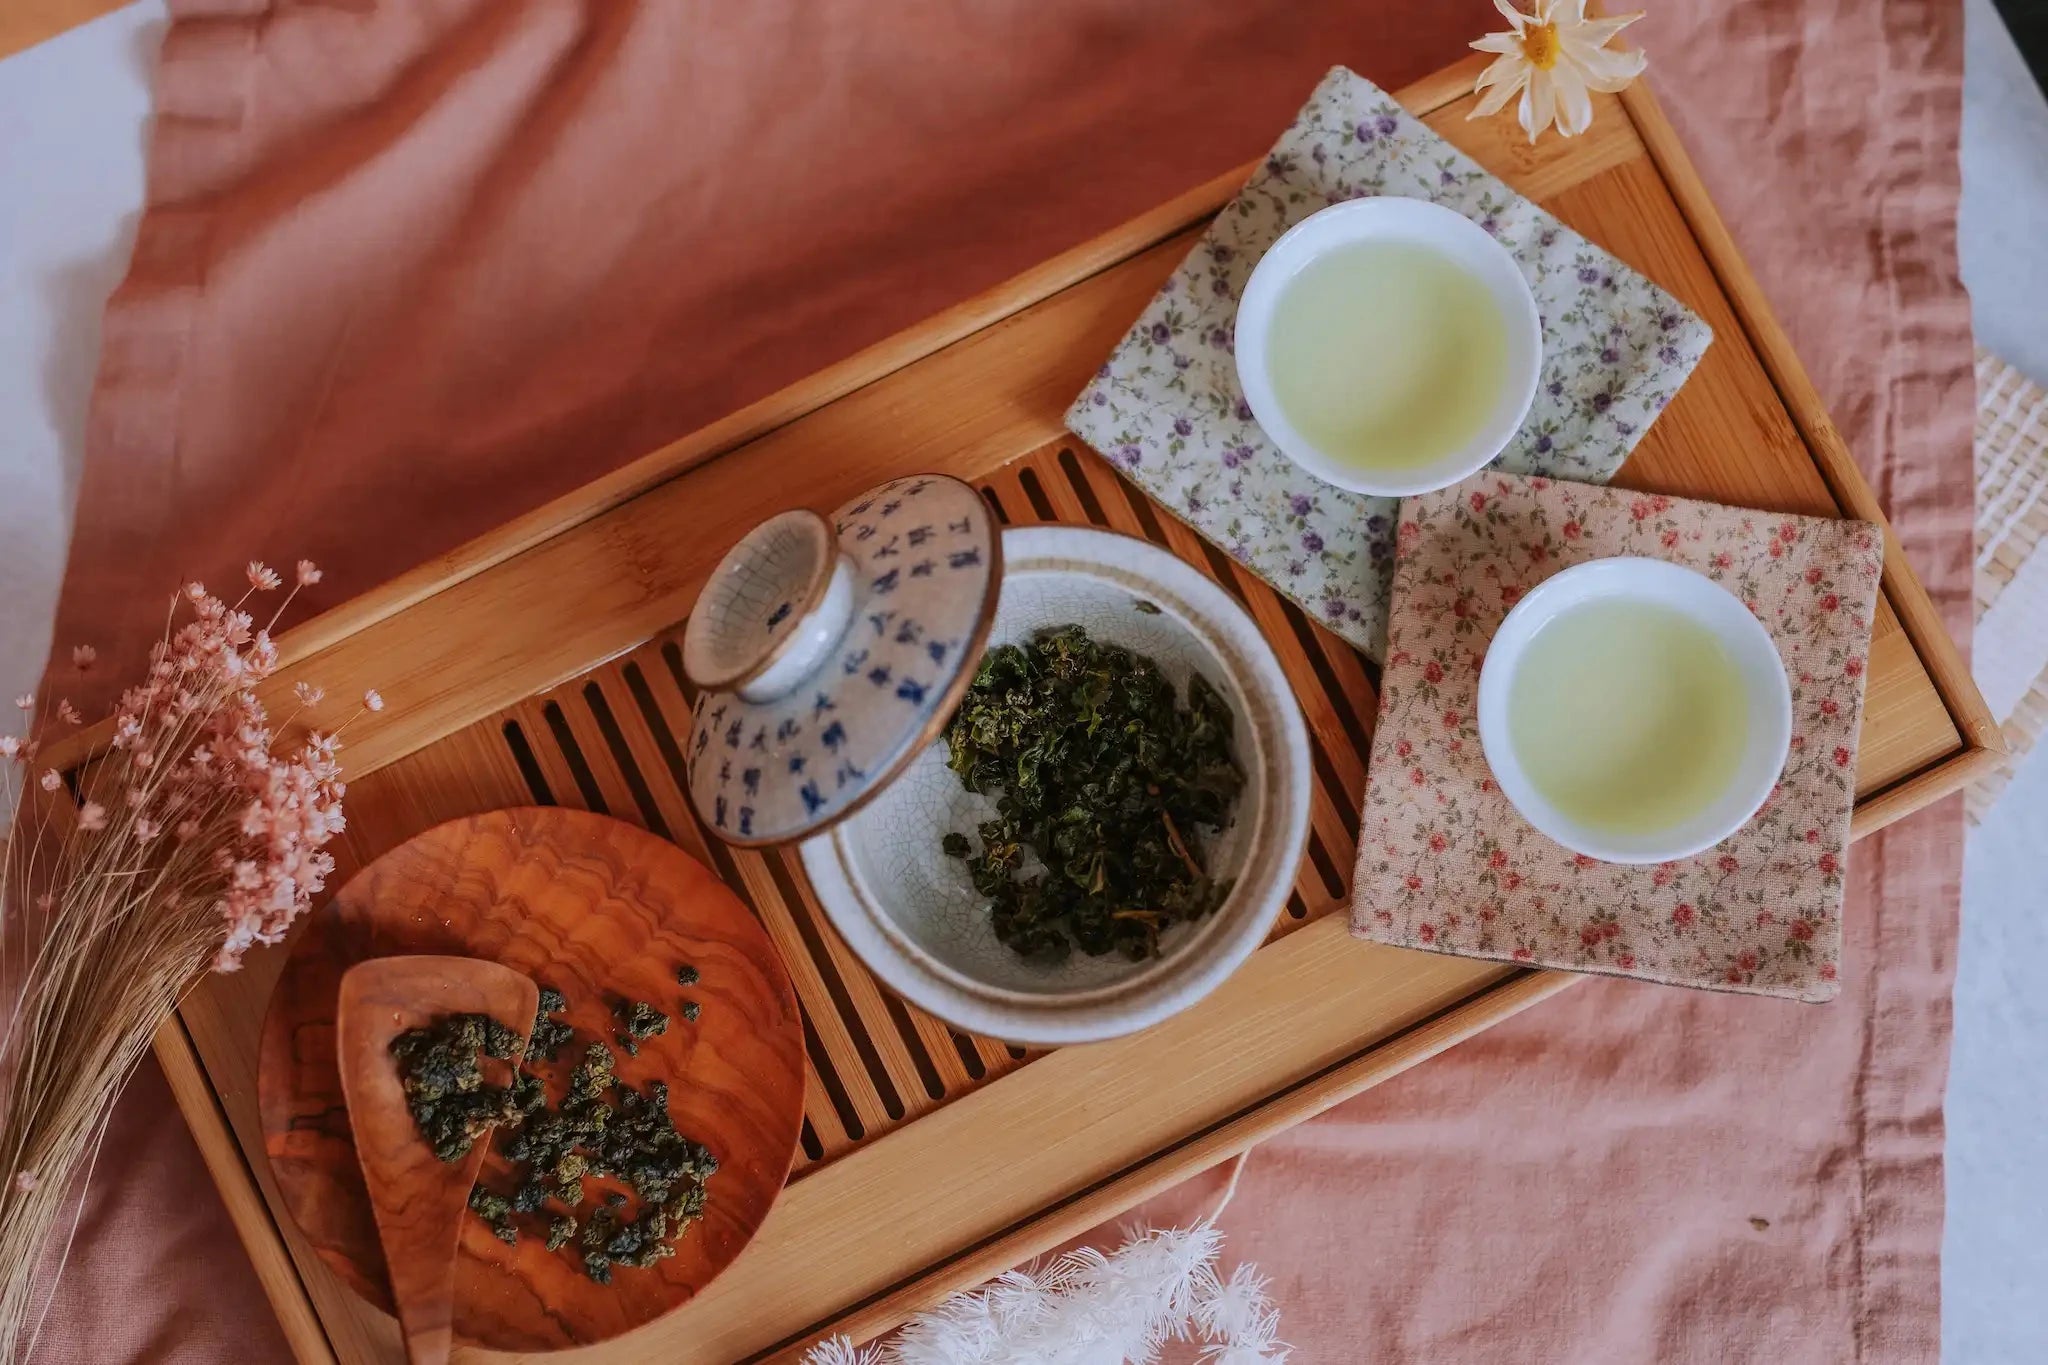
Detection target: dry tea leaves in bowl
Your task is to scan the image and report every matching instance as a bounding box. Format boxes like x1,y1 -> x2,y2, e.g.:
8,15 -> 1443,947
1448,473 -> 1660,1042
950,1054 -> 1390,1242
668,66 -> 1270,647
942,625 -> 1244,963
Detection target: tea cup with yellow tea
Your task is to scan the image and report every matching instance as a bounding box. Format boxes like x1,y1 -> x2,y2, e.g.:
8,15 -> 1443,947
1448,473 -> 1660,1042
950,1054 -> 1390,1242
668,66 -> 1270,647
1476,557 -> 1793,864
1234,197 -> 1542,497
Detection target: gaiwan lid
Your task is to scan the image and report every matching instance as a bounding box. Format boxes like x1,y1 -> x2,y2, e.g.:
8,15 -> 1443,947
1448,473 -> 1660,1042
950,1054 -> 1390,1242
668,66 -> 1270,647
681,474 -> 1001,846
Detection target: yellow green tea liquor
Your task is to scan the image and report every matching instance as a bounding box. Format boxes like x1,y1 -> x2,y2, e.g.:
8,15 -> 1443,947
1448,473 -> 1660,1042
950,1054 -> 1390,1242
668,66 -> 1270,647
1263,240 -> 1511,472
1506,597 -> 1751,838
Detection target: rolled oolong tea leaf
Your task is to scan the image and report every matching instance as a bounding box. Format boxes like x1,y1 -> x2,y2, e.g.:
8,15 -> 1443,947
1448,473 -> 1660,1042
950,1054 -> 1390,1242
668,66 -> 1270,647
388,1013 -> 528,1163
942,624 -> 1245,963
527,984 -> 574,1062
467,1186 -> 519,1245
471,1023 -> 720,1283
615,999 -> 669,1040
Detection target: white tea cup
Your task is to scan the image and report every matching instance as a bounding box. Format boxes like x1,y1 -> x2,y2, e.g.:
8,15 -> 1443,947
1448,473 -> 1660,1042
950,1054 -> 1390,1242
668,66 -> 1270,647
1476,557 -> 1793,864
1234,197 -> 1542,498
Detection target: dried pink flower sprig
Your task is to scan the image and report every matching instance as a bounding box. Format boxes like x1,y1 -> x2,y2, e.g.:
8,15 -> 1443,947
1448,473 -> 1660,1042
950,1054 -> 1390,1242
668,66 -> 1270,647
4,560 -> 373,971
1,560 -> 377,1355
109,565 -> 367,967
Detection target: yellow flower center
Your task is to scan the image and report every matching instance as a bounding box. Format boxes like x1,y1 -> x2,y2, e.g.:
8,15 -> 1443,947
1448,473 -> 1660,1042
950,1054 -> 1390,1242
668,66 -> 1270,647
1520,21 -> 1561,70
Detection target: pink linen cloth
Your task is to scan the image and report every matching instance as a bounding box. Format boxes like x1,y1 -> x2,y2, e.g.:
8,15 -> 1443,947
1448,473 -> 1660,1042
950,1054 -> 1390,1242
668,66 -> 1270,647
37,0 -> 1971,1360
1354,474 -> 1883,1000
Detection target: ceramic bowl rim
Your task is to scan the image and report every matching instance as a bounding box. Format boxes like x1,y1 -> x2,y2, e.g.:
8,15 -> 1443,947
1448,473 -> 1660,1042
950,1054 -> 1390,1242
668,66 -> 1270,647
1233,196 -> 1543,499
1475,555 -> 1794,865
827,554 -> 1271,1005
798,525 -> 1313,1045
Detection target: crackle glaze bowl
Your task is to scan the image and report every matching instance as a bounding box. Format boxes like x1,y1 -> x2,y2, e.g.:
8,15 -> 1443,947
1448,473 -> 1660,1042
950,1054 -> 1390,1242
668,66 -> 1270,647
681,475 -> 1003,847
794,525 -> 1311,1046
681,478 -> 1312,1045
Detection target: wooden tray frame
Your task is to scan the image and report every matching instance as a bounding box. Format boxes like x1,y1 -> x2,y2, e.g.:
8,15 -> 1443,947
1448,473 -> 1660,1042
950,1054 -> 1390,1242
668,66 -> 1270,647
114,56 -> 2000,1364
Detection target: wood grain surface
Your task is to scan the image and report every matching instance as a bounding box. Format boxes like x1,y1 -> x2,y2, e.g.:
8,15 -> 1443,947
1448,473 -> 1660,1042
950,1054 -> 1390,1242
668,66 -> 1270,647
258,808 -> 805,1351
335,958 -> 538,1365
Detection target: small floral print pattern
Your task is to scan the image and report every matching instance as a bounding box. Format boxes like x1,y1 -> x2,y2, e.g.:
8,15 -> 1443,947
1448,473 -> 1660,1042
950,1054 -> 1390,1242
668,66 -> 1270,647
1350,472 -> 1883,1002
1064,67 -> 1713,660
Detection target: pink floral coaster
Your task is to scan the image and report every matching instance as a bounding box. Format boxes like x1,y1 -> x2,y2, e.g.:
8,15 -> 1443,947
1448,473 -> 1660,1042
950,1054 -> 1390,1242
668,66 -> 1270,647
1350,473 -> 1883,1001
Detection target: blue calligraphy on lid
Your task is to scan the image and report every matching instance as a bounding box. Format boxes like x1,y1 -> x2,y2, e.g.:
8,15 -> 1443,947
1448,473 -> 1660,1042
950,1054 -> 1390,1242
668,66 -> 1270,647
683,472 -> 998,845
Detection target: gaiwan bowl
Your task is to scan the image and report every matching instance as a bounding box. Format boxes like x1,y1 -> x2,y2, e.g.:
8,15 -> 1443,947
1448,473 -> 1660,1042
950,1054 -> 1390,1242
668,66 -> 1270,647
798,526 -> 1312,1046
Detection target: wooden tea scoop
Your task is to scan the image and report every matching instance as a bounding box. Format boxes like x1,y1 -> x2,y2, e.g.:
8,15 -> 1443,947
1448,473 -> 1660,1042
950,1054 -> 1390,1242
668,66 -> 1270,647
336,955 -> 539,1365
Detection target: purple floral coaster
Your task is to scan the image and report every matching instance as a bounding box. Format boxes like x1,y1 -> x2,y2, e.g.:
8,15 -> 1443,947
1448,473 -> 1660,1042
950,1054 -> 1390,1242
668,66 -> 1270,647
1065,66 -> 1713,660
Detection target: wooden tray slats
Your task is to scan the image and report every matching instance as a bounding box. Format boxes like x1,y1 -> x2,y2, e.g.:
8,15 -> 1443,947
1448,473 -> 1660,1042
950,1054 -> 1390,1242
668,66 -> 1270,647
374,436 -> 1397,1185
500,657 -> 1023,1166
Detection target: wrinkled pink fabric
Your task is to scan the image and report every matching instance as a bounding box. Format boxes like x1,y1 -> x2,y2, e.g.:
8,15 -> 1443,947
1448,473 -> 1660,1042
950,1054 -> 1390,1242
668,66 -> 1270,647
41,0 -> 1970,1360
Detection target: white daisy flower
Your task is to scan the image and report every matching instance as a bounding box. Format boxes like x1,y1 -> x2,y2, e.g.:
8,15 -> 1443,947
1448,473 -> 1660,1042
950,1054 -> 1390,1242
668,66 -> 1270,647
1470,0 -> 1648,143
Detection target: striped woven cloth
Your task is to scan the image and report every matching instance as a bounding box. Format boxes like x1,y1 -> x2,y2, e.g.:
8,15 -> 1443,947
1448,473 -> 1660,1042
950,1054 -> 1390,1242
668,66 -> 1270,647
1972,349 -> 2048,821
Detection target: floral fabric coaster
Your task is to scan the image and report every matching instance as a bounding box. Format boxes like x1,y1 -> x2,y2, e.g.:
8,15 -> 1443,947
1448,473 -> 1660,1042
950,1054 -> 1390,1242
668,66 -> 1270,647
1350,472 -> 1883,1001
1065,65 -> 1713,660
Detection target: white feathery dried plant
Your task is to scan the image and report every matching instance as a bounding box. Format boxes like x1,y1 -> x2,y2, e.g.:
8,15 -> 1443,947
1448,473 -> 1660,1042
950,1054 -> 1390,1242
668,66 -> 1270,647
802,1157 -> 1287,1365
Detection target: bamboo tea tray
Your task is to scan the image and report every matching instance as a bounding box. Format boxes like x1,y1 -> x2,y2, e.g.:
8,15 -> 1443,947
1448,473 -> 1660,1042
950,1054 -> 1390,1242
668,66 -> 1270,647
146,57 -> 2001,1364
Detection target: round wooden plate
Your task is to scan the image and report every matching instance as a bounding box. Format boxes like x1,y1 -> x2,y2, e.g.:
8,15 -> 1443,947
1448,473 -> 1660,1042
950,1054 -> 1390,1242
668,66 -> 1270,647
258,807 -> 804,1351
